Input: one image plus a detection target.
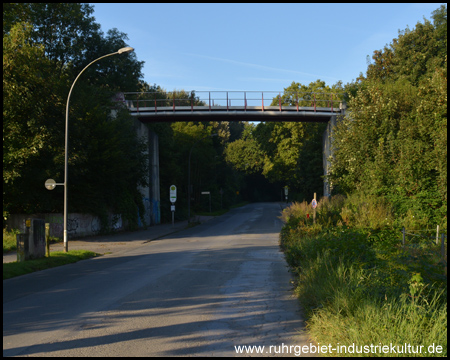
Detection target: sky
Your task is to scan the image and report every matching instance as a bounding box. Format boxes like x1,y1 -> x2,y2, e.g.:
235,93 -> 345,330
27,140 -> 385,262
90,3 -> 444,94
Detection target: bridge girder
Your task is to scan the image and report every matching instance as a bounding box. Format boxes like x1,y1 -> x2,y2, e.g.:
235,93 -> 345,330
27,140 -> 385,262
130,106 -> 342,123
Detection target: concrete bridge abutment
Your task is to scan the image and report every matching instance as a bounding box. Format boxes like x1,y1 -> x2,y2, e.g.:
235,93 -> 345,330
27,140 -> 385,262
322,115 -> 337,198
134,118 -> 161,227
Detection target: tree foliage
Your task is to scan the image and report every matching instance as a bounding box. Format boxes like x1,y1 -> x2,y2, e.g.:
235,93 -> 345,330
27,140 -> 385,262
330,5 -> 447,227
3,21 -> 67,213
224,80 -> 343,201
365,5 -> 446,86
3,4 -> 147,228
271,79 -> 345,108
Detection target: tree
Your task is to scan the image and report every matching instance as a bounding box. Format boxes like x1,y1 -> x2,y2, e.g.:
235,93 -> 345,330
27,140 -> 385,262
70,107 -> 149,228
272,79 -> 345,108
3,4 -> 148,230
365,5 -> 447,86
330,6 -> 447,226
223,79 -> 340,201
224,123 -> 265,175
3,4 -> 101,75
3,22 -> 66,215
78,27 -> 144,93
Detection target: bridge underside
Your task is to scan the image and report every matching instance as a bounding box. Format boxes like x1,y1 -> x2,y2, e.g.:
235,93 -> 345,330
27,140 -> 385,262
130,106 -> 341,123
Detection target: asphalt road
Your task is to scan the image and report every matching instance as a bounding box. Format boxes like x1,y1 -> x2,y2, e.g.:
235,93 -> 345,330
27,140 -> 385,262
3,202 -> 312,357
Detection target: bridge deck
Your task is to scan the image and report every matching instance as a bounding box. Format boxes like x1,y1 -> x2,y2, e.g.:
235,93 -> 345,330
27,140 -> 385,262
129,105 -> 343,122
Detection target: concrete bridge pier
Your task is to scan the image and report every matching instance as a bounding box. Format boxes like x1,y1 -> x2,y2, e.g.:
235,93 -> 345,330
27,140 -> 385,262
134,118 -> 161,226
323,102 -> 345,197
114,93 -> 161,226
322,115 -> 336,197
148,130 -> 161,225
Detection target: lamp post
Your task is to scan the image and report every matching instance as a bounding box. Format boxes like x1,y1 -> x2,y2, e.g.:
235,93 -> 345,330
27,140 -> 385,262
188,133 -> 217,223
61,46 -> 134,252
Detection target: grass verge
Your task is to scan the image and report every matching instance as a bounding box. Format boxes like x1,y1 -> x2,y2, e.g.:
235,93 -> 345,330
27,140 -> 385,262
280,196 -> 447,357
3,250 -> 100,280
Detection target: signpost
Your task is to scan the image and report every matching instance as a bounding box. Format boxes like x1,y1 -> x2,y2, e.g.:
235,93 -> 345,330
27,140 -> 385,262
201,191 -> 211,213
170,185 -> 176,227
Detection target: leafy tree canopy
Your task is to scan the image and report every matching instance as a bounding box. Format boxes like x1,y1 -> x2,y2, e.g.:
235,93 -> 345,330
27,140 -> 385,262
224,79 -> 341,201
364,5 -> 447,86
3,3 -> 147,228
330,5 -> 447,227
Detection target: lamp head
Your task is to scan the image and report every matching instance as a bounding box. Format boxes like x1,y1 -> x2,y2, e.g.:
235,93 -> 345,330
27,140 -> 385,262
118,46 -> 134,54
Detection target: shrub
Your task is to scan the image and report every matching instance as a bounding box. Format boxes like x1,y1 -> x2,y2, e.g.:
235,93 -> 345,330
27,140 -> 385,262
339,192 -> 394,229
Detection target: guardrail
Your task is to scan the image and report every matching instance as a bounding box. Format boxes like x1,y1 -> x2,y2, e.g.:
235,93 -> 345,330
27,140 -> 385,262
122,91 -> 346,114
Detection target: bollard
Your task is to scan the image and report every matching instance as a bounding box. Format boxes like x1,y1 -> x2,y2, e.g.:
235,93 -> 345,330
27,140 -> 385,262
16,219 -> 31,262
45,223 -> 50,257
16,233 -> 29,262
29,219 -> 46,259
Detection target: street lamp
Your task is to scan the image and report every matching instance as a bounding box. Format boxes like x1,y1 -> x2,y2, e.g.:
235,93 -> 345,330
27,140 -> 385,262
188,133 -> 218,223
47,46 -> 134,252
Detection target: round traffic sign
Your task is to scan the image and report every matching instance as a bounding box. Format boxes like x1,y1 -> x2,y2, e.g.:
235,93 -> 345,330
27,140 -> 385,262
45,179 -> 56,190
311,199 -> 317,209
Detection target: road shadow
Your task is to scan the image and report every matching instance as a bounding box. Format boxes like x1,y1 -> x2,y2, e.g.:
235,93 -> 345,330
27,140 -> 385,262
3,203 -> 312,357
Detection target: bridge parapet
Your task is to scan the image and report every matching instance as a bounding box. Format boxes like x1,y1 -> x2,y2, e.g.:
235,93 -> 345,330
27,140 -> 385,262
123,90 -> 345,122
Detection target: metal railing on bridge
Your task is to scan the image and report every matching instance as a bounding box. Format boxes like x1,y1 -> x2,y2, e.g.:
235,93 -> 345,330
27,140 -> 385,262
122,90 -> 346,114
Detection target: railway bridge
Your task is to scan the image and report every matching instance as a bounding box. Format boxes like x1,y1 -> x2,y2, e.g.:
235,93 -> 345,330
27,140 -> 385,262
117,90 -> 345,225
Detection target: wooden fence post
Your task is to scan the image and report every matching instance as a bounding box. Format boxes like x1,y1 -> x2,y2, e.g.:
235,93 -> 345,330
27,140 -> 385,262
45,223 -> 50,257
442,234 -> 447,276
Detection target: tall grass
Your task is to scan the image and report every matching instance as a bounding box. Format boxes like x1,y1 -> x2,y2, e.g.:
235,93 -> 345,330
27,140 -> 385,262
3,227 -> 20,253
280,194 -> 447,357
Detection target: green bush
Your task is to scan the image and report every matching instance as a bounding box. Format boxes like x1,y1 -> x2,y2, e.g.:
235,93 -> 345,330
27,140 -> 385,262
3,227 -> 20,253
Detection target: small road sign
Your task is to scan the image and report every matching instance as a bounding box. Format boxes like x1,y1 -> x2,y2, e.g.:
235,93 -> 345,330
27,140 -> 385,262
45,179 -> 56,190
311,199 -> 317,209
170,185 -> 177,203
